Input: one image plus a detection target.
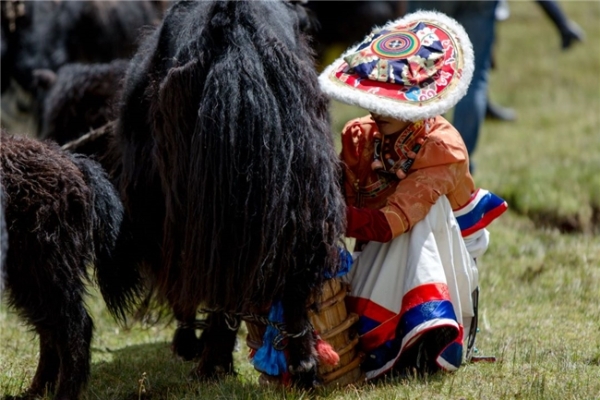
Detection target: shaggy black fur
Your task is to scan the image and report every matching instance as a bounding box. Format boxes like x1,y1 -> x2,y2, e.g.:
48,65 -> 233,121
0,0 -> 163,137
111,0 -> 346,387
36,59 -> 129,144
0,0 -> 160,93
0,132 -> 124,400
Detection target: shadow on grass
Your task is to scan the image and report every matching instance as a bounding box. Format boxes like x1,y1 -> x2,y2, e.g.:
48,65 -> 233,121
528,206 -> 600,235
87,342 -> 184,400
86,341 -> 306,400
86,341 -> 453,400
498,190 -> 600,235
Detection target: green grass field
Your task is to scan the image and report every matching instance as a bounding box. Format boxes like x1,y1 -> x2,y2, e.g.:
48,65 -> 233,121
1,2 -> 599,399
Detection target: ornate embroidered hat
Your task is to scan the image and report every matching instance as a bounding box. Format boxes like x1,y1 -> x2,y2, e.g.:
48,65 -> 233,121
318,11 -> 474,122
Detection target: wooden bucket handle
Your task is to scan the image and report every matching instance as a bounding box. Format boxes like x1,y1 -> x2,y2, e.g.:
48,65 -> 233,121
320,352 -> 364,384
320,313 -> 359,341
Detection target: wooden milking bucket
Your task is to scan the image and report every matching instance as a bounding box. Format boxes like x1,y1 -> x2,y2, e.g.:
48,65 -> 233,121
245,277 -> 364,388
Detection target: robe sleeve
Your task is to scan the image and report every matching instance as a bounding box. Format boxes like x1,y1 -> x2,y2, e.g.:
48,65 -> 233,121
381,138 -> 469,238
346,206 -> 393,242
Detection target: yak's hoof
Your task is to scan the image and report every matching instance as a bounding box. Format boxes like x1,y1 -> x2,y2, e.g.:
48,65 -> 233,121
191,360 -> 235,382
289,358 -> 320,389
288,358 -> 317,375
172,328 -> 203,361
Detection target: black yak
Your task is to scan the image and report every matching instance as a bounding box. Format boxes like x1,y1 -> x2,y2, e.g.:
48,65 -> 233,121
0,0 -> 163,135
0,131 -> 127,399
35,59 -> 129,145
108,0 -> 346,387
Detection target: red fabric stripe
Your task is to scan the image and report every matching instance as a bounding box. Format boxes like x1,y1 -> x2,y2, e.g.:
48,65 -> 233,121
456,324 -> 464,345
399,282 -> 452,316
362,314 -> 401,351
346,296 -> 395,323
349,283 -> 453,352
461,202 -> 508,237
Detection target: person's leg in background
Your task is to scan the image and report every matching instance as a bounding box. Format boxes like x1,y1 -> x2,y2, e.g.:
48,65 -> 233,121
486,0 -> 517,123
452,1 -> 498,169
486,45 -> 516,122
407,1 -> 498,173
536,0 -> 585,50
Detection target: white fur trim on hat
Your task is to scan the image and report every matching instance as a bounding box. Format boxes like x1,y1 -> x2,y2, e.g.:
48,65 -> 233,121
318,10 -> 474,122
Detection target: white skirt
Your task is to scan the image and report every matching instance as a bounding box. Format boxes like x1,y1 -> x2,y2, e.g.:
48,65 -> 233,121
344,196 -> 481,379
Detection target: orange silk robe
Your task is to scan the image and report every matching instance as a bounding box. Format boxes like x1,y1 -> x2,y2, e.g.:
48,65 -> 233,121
341,115 -> 475,238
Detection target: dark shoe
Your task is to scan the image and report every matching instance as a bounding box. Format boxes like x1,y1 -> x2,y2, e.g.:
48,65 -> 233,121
394,326 -> 456,376
486,101 -> 517,121
561,20 -> 585,50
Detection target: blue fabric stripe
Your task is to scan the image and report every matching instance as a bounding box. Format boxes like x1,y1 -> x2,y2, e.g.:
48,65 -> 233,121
324,247 -> 354,279
362,338 -> 402,372
363,336 -> 463,373
361,300 -> 460,373
357,300 -> 459,348
439,341 -> 463,369
399,299 -> 458,338
455,192 -> 505,231
356,315 -> 381,336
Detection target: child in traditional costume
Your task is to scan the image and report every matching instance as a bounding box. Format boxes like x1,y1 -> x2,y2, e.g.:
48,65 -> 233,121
318,11 -> 507,379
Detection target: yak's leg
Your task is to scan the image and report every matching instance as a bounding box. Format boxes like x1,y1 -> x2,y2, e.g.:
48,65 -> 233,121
171,306 -> 203,361
3,269 -> 69,399
13,294 -> 92,400
193,312 -> 239,380
22,330 -> 60,399
52,301 -> 94,400
281,285 -> 319,388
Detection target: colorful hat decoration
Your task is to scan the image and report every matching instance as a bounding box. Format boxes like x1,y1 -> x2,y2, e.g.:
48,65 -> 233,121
318,11 -> 474,122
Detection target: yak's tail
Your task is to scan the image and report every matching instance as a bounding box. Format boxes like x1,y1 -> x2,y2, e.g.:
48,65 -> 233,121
71,154 -> 142,321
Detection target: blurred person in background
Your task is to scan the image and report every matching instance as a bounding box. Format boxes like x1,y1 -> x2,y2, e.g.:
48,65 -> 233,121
486,0 -> 585,121
537,0 -> 585,50
485,0 -> 516,122
406,1 -> 498,173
